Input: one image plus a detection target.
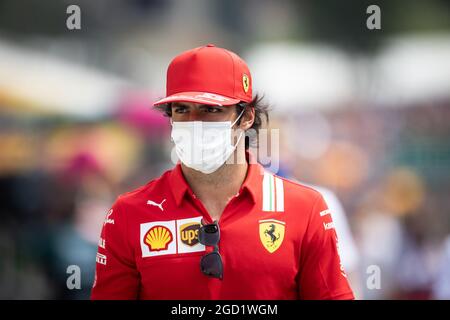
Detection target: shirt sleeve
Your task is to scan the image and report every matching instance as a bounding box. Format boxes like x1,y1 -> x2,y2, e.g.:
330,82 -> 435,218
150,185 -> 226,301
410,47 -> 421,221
319,187 -> 360,273
298,193 -> 355,300
91,198 -> 140,300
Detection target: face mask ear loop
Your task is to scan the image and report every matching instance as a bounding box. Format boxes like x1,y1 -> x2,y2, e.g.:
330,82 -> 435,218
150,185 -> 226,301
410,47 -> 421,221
231,105 -> 246,128
233,129 -> 245,149
169,117 -> 174,142
230,105 -> 246,150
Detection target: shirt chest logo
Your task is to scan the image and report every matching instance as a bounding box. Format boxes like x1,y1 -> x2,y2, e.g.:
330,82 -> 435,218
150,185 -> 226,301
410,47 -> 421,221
177,217 -> 205,253
180,222 -> 200,246
140,216 -> 205,258
147,198 -> 166,211
141,221 -> 177,257
144,225 -> 173,251
259,219 -> 286,253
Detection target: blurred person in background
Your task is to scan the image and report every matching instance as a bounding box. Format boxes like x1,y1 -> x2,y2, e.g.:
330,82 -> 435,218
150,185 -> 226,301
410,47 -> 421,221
355,167 -> 441,299
91,44 -> 354,300
47,151 -> 115,299
433,235 -> 450,299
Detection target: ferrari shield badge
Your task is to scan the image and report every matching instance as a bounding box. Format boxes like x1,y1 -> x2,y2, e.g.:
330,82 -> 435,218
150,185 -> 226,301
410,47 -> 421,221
259,219 -> 285,253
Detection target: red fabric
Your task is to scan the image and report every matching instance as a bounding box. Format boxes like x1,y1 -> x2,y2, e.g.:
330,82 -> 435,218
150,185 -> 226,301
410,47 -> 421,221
91,161 -> 354,300
153,44 -> 253,106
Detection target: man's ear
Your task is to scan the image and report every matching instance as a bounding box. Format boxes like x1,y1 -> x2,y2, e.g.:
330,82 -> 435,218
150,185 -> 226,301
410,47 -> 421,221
240,107 -> 255,130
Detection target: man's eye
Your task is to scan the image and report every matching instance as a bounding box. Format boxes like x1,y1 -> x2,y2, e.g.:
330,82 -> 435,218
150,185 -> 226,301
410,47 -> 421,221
205,107 -> 221,113
174,107 -> 187,113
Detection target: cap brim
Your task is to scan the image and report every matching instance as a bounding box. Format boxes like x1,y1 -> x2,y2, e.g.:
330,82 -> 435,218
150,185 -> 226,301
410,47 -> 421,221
153,92 -> 240,106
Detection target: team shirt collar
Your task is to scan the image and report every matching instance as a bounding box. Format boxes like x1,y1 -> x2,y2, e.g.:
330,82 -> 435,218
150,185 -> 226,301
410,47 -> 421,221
169,152 -> 263,207
169,163 -> 190,207
240,151 -> 264,205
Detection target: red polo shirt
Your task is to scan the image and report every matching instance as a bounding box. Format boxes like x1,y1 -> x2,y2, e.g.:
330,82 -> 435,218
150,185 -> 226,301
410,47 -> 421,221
91,159 -> 354,300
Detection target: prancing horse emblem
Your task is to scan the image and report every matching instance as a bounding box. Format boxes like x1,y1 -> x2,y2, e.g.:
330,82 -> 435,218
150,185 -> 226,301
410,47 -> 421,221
259,219 -> 285,253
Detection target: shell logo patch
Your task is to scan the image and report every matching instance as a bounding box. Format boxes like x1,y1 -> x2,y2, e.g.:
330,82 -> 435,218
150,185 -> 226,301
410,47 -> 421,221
259,219 -> 286,253
140,221 -> 176,257
242,74 -> 250,93
144,225 -> 173,251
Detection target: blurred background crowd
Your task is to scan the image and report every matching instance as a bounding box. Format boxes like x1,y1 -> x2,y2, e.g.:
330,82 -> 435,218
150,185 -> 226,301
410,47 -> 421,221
0,0 -> 450,299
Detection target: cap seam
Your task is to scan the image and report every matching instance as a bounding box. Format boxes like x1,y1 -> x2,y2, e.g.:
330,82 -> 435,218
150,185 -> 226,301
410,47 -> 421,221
222,49 -> 237,101
163,90 -> 239,100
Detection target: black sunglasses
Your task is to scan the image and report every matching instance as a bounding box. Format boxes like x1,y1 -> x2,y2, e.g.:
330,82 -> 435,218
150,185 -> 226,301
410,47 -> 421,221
198,220 -> 223,280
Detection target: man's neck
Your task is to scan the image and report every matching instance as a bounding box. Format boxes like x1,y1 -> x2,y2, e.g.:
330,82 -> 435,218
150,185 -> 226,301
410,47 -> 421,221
181,155 -> 248,221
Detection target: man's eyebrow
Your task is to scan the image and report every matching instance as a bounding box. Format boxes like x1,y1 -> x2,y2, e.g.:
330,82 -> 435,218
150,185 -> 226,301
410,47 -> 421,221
172,103 -> 222,108
198,104 -> 222,108
172,103 -> 189,107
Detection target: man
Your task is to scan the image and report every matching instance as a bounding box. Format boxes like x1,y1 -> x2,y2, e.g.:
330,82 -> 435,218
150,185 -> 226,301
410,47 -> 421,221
91,44 -> 354,299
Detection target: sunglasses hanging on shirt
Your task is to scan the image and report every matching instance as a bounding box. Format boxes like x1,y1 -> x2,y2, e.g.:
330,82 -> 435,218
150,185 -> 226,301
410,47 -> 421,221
198,220 -> 223,280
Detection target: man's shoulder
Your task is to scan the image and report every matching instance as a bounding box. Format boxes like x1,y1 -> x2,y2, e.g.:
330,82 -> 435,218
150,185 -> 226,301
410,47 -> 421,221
114,167 -> 174,207
270,173 -> 324,208
275,173 -> 322,198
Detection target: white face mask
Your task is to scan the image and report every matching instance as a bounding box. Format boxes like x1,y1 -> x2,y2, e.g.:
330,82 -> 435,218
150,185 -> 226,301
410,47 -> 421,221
170,109 -> 245,174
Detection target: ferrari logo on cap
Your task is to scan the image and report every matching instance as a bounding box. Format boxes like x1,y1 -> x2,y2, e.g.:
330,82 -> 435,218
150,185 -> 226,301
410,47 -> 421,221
242,74 -> 250,93
259,219 -> 285,253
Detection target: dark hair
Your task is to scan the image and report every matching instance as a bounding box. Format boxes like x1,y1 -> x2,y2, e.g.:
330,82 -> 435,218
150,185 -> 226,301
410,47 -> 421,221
154,94 -> 270,149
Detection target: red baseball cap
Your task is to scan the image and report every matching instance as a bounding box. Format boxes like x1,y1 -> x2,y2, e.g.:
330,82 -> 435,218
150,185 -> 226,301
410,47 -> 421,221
153,44 -> 252,106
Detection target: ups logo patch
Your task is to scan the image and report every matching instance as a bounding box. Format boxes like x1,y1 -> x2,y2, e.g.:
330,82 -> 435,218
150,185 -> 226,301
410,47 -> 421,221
180,222 -> 200,246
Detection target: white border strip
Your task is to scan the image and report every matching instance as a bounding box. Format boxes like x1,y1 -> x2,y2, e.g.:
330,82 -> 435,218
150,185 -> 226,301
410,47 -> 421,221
275,177 -> 284,212
259,219 -> 286,225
